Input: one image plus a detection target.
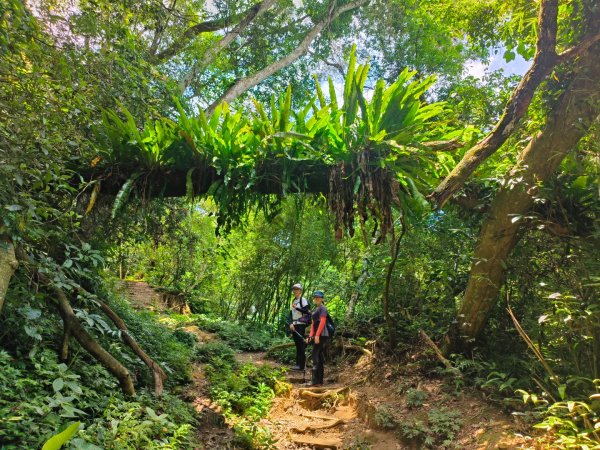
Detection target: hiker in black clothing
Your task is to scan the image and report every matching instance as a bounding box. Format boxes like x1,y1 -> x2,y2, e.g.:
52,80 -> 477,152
306,290 -> 329,386
288,283 -> 310,370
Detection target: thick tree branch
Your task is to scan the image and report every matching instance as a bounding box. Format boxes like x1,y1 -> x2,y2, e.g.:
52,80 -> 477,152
148,0 -> 178,56
420,139 -> 463,152
153,2 -> 269,63
206,0 -> 369,115
443,42 -> 600,352
556,31 -> 600,63
431,0 -> 564,208
60,323 -> 71,362
179,0 -> 278,92
53,287 -> 136,396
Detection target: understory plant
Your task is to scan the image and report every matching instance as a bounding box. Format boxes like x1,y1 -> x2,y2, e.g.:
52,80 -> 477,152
200,345 -> 287,449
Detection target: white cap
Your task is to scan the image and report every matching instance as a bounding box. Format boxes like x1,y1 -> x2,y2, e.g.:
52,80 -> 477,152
292,283 -> 302,290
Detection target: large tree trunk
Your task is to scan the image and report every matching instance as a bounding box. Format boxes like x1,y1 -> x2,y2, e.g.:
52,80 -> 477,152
430,0 -> 600,209
444,44 -> 600,353
0,238 -> 18,315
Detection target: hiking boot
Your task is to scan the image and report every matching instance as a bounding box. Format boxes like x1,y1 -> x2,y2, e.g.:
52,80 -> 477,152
305,381 -> 323,387
290,365 -> 303,371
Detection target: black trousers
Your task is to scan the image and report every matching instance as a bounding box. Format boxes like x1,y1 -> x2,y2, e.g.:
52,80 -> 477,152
311,336 -> 329,384
291,324 -> 307,369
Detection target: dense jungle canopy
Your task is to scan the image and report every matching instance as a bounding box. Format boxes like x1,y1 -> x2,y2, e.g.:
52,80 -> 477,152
1,0 -> 600,448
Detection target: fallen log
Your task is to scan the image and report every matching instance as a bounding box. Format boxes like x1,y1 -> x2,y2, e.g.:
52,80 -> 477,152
342,343 -> 373,357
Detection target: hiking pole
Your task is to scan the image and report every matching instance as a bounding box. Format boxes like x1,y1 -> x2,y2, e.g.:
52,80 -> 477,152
292,329 -> 305,340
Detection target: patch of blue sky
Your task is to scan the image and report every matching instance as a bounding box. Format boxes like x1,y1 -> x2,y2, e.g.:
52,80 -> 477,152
465,50 -> 530,79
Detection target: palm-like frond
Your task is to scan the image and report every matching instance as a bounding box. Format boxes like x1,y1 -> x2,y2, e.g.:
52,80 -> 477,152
98,45 -> 454,233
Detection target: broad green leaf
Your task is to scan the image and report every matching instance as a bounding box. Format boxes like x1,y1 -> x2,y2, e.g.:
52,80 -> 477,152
42,422 -> 81,450
53,378 -> 64,392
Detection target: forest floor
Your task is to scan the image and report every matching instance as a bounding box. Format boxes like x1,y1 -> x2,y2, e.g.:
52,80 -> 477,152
181,326 -> 538,450
123,282 -> 541,449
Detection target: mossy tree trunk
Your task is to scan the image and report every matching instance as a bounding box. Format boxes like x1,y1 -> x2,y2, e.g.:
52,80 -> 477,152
0,237 -> 18,315
444,44 -> 600,353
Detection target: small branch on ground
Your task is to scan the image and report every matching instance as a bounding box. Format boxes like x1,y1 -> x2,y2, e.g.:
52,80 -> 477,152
507,307 -> 559,384
419,329 -> 460,376
342,341 -> 373,357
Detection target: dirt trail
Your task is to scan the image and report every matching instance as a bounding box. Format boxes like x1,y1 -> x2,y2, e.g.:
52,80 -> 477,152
183,338 -> 532,449
169,317 -> 530,449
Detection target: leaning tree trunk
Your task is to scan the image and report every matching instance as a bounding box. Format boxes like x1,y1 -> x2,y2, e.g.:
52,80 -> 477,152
444,44 -> 600,353
0,237 -> 18,315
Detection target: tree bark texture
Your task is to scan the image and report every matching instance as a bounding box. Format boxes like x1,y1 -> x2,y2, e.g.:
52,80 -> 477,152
0,238 -> 18,315
206,0 -> 369,115
60,324 -> 71,362
445,45 -> 600,352
431,0 -> 600,208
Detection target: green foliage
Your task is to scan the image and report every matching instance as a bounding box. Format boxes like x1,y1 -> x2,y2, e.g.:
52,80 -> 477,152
78,395 -> 194,449
398,419 -> 430,444
99,46 -> 453,235
346,437 -> 373,450
193,315 -> 275,351
193,341 -> 236,365
397,408 -> 463,449
99,293 -> 193,386
427,407 -> 463,447
172,329 -> 197,348
405,388 -> 429,408
374,405 -> 397,429
203,356 -> 286,449
42,423 -> 81,450
511,379 -> 600,449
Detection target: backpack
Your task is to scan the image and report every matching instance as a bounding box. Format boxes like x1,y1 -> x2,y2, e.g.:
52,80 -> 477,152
326,314 -> 336,338
292,298 -> 311,325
